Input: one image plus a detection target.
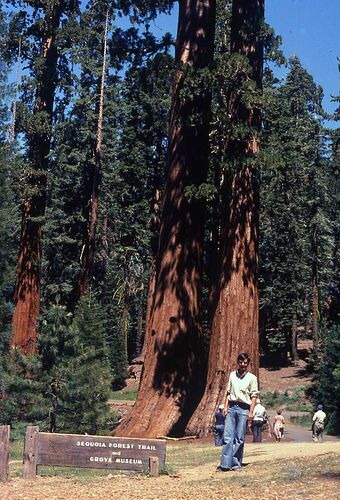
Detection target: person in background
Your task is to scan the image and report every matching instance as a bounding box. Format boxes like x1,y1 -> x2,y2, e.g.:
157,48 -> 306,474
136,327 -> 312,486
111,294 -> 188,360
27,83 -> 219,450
217,352 -> 258,472
252,398 -> 268,443
273,409 -> 285,442
312,404 -> 326,442
214,403 -> 226,446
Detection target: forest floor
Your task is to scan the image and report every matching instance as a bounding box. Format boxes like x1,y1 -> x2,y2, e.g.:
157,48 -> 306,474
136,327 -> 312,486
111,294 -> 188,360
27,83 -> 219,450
3,439 -> 340,499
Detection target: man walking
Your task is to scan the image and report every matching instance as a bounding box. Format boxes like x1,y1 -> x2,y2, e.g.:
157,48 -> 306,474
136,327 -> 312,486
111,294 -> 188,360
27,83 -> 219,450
217,352 -> 258,471
312,404 -> 326,442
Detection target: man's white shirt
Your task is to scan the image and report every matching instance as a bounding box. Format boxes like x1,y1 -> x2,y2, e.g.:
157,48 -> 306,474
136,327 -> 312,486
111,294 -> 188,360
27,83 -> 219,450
227,370 -> 258,406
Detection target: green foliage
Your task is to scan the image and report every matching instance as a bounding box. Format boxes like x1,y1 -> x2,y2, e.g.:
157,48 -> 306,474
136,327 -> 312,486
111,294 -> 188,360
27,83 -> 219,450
0,145 -> 19,347
0,351 -> 50,439
40,296 -> 113,434
312,324 -> 340,435
260,57 -> 336,360
0,297 -> 115,437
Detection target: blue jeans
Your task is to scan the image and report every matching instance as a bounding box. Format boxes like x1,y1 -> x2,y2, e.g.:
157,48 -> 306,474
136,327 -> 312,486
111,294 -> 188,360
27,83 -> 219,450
220,404 -> 249,469
252,420 -> 263,443
214,424 -> 225,446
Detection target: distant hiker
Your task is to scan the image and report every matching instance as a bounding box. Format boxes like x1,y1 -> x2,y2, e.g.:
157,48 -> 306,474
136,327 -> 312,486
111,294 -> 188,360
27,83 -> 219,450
312,404 -> 326,442
273,409 -> 285,442
252,398 -> 268,443
217,352 -> 258,472
214,403 -> 226,446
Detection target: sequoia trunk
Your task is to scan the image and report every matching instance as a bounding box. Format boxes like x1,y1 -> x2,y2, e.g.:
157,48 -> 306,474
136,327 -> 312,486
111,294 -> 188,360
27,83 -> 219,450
10,2 -> 63,353
311,225 -> 319,355
113,0 -> 216,438
186,0 -> 264,435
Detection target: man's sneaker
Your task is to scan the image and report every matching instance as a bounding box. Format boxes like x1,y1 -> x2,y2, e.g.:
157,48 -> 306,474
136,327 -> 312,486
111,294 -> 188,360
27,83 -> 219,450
216,466 -> 230,472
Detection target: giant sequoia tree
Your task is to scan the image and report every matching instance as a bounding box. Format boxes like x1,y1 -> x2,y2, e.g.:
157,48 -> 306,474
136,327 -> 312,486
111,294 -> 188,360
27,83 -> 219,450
186,0 -> 264,436
9,0 -> 77,353
114,0 -> 216,438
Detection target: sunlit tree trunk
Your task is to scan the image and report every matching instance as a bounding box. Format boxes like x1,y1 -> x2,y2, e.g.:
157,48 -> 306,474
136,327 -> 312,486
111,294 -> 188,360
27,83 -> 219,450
186,0 -> 264,435
140,154 -> 163,361
311,225 -> 319,355
291,311 -> 298,362
11,2 -> 63,353
79,10 -> 109,296
114,0 -> 216,438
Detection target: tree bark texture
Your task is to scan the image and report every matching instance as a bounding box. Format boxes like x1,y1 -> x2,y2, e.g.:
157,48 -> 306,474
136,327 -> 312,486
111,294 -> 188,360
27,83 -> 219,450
186,0 -> 263,436
141,154 -> 163,361
10,2 -> 63,354
113,0 -> 216,438
311,226 -> 319,354
79,10 -> 109,296
291,311 -> 298,362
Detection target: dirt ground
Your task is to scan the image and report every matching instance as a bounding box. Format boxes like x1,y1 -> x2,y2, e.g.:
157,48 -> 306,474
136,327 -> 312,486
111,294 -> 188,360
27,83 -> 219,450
2,441 -> 339,499
259,361 -> 311,393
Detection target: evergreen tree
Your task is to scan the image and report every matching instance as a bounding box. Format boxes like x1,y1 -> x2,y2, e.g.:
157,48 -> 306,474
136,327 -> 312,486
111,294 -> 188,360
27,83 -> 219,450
0,15 -> 20,351
260,57 -> 335,363
3,0 -> 79,353
312,324 -> 340,435
42,6 -> 173,388
0,350 -> 50,437
45,297 -> 113,434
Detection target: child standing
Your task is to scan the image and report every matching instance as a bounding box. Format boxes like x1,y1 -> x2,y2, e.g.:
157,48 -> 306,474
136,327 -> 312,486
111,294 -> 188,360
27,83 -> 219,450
273,409 -> 285,442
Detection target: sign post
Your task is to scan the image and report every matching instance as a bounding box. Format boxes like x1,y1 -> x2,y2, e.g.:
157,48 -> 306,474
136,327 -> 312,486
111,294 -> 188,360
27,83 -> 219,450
23,427 -> 166,478
0,425 -> 10,481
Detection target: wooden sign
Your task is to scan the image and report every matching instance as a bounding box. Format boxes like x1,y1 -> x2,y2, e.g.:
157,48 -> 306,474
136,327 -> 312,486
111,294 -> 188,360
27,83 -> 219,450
0,425 -> 10,481
23,426 -> 166,479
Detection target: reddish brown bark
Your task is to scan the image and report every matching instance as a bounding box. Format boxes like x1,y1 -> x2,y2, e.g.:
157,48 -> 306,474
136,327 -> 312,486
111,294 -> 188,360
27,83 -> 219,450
311,226 -> 319,355
79,11 -> 109,296
186,0 -> 264,435
10,3 -> 63,354
140,160 -> 162,360
291,311 -> 298,362
113,0 -> 216,438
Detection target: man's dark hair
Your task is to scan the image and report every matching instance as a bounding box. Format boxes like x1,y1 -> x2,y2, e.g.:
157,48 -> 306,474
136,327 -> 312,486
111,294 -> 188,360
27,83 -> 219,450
237,352 -> 250,363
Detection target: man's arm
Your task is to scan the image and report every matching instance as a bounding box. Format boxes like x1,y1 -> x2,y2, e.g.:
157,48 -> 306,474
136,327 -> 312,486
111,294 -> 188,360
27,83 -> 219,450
248,395 -> 257,421
223,373 -> 232,415
248,373 -> 259,420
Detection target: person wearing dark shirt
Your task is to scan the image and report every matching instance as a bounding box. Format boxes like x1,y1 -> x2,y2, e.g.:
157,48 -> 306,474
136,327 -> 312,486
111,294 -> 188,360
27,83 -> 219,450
214,404 -> 226,446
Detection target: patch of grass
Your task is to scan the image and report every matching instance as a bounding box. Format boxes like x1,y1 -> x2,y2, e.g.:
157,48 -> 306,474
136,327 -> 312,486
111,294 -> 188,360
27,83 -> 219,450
10,438 -> 24,460
160,464 -> 176,476
285,403 -> 313,412
280,463 -> 303,482
167,443 -> 219,469
110,388 -> 137,401
290,415 -> 312,428
261,385 -> 309,409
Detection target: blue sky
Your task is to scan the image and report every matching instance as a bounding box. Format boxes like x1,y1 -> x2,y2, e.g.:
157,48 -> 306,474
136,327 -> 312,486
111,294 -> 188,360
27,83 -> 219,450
152,0 -> 339,119
266,0 -> 339,116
